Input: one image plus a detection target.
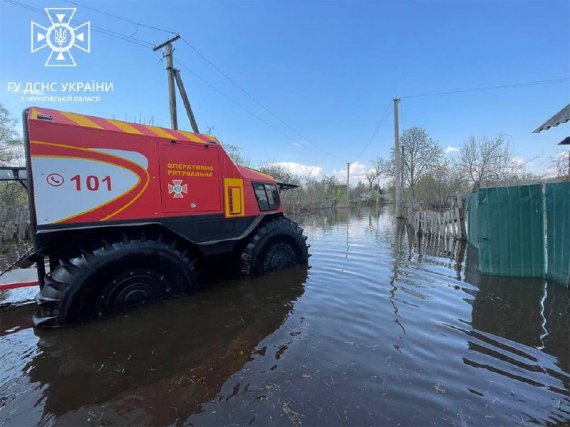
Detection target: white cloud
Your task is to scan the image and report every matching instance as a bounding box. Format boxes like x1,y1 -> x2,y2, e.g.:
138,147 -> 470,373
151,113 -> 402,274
269,162 -> 323,178
331,161 -> 369,186
266,161 -> 375,187
445,146 -> 459,154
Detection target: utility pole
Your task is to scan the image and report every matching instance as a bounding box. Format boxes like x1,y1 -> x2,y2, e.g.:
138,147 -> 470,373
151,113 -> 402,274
401,145 -> 405,205
173,69 -> 199,133
346,162 -> 351,209
153,34 -> 181,130
393,97 -> 401,218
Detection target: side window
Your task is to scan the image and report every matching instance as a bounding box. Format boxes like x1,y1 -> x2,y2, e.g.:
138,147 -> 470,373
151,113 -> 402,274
253,182 -> 280,211
254,183 -> 270,210
265,184 -> 280,209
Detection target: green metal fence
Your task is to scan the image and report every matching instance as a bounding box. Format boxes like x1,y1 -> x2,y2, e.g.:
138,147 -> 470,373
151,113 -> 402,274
467,181 -> 569,287
545,182 -> 570,285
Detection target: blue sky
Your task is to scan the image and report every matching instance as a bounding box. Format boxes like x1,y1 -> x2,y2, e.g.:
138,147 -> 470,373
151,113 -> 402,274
1,0 -> 569,181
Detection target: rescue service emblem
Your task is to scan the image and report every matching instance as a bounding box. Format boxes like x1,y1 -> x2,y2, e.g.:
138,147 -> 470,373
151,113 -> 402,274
168,180 -> 187,198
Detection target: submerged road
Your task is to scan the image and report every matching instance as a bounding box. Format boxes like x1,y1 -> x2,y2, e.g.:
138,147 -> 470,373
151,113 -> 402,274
0,208 -> 568,425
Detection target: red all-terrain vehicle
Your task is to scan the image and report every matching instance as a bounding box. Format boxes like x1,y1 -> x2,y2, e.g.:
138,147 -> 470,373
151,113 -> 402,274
22,107 -> 309,327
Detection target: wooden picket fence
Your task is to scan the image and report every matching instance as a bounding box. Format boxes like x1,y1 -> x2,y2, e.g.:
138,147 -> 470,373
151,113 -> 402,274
406,196 -> 467,241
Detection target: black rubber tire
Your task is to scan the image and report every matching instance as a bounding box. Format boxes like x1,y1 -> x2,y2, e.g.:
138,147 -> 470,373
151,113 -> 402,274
240,216 -> 309,276
33,236 -> 196,327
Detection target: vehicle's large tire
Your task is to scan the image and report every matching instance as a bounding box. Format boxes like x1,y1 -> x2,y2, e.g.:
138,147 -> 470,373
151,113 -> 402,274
240,216 -> 309,276
33,236 -> 196,327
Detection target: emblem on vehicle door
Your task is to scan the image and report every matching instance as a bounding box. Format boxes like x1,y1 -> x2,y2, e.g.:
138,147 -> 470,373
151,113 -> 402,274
168,180 -> 187,198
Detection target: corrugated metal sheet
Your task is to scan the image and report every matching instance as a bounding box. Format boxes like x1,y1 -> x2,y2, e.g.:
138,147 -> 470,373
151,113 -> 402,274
533,104 -> 570,133
546,182 -> 570,286
467,182 -> 570,287
477,185 -> 545,277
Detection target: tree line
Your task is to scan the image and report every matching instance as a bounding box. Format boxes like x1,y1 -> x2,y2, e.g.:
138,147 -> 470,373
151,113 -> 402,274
371,127 -> 540,210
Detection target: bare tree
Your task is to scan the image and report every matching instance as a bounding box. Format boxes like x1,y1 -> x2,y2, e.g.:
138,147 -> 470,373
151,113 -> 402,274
258,163 -> 300,185
223,143 -> 250,166
371,157 -> 390,180
457,135 -> 521,189
0,105 -> 22,165
414,161 -> 468,208
365,169 -> 377,190
398,127 -> 443,198
548,150 -> 570,179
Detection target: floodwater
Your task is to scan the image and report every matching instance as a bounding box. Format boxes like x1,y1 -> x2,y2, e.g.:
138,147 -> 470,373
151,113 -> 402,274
0,208 -> 568,426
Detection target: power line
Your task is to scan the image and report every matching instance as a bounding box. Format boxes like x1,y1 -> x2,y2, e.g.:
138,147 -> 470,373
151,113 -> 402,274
179,37 -> 343,162
1,0 -> 155,48
62,0 -> 177,35
179,38 -> 341,160
401,77 -> 570,99
173,58 -> 338,158
352,101 -> 392,162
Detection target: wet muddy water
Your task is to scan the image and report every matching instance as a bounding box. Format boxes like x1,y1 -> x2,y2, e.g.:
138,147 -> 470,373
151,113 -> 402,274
0,208 -> 568,425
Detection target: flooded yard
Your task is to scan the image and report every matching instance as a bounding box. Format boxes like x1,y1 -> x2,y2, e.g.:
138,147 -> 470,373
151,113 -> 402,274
0,208 -> 568,426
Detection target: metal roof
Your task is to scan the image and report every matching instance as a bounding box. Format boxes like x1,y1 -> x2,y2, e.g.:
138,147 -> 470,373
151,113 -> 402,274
533,103 -> 570,133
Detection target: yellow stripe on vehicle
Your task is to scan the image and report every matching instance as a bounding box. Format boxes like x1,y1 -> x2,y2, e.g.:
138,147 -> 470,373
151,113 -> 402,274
107,119 -> 143,135
60,112 -> 103,129
144,125 -> 177,139
177,130 -> 207,144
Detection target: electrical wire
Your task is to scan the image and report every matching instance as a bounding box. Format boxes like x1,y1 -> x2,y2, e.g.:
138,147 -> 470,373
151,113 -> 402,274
400,77 -> 570,99
352,101 -> 392,162
1,0 -> 155,48
174,58 -> 338,158
179,37 -> 343,161
62,0 -> 177,35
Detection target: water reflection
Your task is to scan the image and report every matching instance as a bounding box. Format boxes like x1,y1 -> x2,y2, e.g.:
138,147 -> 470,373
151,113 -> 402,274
466,267 -> 569,409
1,268 -> 307,425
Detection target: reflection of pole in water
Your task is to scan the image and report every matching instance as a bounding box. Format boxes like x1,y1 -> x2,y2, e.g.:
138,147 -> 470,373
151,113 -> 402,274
455,240 -> 466,280
345,215 -> 350,259
468,275 -> 569,387
389,219 -> 407,336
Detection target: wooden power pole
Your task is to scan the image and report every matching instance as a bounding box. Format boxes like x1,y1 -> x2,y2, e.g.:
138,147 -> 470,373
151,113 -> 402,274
174,69 -> 199,133
153,34 -> 200,133
153,34 -> 180,129
393,98 -> 401,218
